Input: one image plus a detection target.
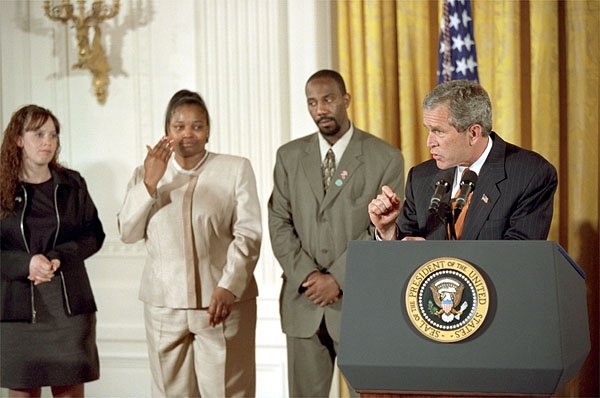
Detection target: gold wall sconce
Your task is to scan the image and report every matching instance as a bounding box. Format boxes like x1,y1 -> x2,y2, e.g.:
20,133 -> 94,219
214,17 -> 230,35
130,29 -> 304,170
44,0 -> 120,104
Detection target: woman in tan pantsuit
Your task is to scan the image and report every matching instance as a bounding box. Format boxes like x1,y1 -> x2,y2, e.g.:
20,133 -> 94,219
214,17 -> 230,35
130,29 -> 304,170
118,90 -> 262,398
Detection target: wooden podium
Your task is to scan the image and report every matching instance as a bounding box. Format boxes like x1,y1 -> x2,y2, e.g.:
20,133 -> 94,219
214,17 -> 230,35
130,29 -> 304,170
338,241 -> 590,397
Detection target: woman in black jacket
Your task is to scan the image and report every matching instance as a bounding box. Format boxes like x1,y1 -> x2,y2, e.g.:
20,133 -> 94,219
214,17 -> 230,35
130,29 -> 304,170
0,105 -> 105,397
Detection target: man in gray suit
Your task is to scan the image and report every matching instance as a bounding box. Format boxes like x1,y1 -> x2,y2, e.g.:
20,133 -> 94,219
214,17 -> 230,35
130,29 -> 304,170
369,80 -> 557,241
268,69 -> 404,397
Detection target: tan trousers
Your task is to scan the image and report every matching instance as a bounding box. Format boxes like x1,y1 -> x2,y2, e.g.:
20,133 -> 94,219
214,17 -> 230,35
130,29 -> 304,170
144,299 -> 256,398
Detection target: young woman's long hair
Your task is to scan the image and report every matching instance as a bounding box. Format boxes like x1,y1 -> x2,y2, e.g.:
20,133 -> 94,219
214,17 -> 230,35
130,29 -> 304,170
0,105 -> 62,218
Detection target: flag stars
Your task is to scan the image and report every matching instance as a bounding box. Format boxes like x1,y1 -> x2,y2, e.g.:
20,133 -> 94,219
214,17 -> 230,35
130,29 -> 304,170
462,9 -> 472,27
454,57 -> 477,76
463,33 -> 475,51
440,41 -> 448,54
466,56 -> 478,73
449,12 -> 461,30
437,0 -> 479,84
455,57 -> 468,76
452,35 -> 465,52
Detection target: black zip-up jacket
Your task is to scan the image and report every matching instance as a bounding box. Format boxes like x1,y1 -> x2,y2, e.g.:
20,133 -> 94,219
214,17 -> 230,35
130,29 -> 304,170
0,168 -> 105,322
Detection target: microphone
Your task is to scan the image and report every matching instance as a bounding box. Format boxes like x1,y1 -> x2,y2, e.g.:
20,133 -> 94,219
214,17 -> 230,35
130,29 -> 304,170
454,169 -> 478,212
428,170 -> 454,213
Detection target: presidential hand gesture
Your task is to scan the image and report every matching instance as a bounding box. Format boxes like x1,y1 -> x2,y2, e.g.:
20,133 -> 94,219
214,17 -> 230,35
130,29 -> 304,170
368,185 -> 401,240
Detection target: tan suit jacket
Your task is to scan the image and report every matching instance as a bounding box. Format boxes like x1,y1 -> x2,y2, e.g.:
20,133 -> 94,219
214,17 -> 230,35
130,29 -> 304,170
268,128 -> 404,341
118,153 -> 261,308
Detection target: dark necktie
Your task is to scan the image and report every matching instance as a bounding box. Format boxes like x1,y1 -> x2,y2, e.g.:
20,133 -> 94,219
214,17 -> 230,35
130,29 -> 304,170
322,148 -> 336,190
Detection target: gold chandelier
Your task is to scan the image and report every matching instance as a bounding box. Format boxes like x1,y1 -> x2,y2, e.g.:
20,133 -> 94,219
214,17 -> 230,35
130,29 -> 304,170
44,0 -> 120,104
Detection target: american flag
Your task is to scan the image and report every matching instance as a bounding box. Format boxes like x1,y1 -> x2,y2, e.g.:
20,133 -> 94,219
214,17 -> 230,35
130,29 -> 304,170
438,0 -> 479,83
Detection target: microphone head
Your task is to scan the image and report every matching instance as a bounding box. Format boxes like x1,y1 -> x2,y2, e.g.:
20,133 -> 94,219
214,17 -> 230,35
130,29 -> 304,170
460,169 -> 478,186
435,179 -> 450,189
436,167 -> 456,186
429,169 -> 454,213
455,169 -> 478,209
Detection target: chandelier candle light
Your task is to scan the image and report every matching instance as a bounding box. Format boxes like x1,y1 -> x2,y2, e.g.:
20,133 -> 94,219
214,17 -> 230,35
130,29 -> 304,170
44,0 -> 120,104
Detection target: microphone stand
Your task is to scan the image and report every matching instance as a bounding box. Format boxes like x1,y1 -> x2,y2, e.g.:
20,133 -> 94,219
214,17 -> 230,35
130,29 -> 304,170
445,199 -> 458,240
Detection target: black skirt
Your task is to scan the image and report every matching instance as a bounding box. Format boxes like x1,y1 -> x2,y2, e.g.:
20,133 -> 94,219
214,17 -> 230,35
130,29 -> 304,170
0,276 -> 99,389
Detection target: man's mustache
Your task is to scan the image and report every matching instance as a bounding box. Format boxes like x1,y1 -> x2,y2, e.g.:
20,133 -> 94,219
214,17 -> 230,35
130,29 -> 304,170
317,116 -> 336,123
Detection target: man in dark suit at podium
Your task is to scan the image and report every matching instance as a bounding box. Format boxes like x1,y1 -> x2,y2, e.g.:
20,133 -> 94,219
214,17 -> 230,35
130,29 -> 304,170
369,80 -> 557,241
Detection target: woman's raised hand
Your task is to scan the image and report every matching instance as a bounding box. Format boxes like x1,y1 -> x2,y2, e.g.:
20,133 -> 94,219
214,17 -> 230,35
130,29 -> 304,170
143,136 -> 173,196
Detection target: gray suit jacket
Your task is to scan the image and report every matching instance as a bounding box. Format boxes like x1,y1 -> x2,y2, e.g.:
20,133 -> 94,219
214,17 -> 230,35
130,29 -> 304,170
399,132 -> 558,240
268,128 -> 404,341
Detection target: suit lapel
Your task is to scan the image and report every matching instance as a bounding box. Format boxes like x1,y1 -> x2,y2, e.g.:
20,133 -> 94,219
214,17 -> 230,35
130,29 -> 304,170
300,134 -> 325,202
320,131 -> 364,212
461,133 -> 506,239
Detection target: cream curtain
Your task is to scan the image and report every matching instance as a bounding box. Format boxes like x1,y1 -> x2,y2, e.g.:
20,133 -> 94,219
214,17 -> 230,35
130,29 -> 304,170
335,1 -> 598,397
